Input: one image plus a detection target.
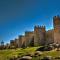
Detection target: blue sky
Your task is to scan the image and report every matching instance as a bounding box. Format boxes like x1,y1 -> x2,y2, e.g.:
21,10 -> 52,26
0,0 -> 60,44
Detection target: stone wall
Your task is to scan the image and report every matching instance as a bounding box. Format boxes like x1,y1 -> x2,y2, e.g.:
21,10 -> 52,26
34,25 -> 46,46
18,35 -> 25,48
25,31 -> 34,47
46,30 -> 54,44
53,16 -> 60,44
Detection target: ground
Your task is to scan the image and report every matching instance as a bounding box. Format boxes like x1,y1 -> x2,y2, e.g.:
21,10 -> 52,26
0,47 -> 60,60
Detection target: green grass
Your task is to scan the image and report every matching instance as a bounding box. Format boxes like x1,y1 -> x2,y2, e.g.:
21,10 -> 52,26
0,47 -> 60,60
0,47 -> 39,60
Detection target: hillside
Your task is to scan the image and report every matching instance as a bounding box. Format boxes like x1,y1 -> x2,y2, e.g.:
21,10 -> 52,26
0,47 -> 60,60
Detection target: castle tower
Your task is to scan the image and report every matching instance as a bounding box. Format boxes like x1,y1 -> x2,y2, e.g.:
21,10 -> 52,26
1,40 -> 4,46
34,25 -> 46,46
53,15 -> 60,44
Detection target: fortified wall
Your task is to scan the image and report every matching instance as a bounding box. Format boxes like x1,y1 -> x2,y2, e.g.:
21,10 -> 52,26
10,15 -> 60,48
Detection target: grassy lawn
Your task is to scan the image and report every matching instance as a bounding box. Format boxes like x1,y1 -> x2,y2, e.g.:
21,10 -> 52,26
0,47 -> 60,60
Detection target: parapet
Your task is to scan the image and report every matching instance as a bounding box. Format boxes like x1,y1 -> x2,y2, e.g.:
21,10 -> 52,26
18,35 -> 24,39
34,25 -> 45,29
10,40 -> 15,43
25,31 -> 33,34
53,15 -> 60,20
25,31 -> 34,36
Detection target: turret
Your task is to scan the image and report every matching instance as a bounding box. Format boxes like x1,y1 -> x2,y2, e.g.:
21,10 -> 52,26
1,40 -> 4,46
53,15 -> 60,44
34,25 -> 46,33
34,25 -> 46,46
53,15 -> 60,29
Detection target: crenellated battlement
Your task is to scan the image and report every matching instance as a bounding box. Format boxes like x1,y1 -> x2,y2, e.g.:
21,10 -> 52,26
34,25 -> 46,34
34,25 -> 45,29
53,15 -> 60,29
53,15 -> 60,20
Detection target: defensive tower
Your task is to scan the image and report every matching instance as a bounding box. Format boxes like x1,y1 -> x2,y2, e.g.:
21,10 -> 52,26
34,25 -> 46,46
53,15 -> 60,44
